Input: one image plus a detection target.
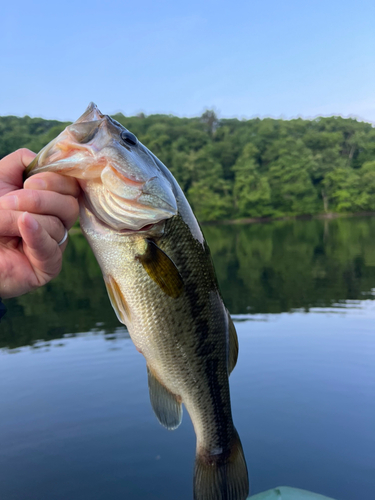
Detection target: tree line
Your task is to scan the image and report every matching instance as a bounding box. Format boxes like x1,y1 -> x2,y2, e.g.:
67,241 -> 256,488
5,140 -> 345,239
1,110 -> 375,221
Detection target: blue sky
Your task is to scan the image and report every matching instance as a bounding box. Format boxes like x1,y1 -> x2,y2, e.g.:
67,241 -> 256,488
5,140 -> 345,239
1,0 -> 375,122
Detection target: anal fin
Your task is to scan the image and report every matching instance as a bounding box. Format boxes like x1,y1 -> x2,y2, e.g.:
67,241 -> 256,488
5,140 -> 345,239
147,365 -> 183,430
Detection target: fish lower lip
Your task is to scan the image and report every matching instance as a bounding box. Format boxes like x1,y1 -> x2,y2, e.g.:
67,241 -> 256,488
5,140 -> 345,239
119,223 -> 157,234
139,223 -> 155,231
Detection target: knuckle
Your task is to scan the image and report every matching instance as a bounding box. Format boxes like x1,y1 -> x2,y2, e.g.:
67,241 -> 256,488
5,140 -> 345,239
11,210 -> 19,227
40,215 -> 63,243
50,248 -> 63,275
30,190 -> 43,211
17,148 -> 32,155
5,210 -> 19,233
66,195 -> 80,216
50,215 -> 63,235
32,191 -> 43,212
17,148 -> 36,164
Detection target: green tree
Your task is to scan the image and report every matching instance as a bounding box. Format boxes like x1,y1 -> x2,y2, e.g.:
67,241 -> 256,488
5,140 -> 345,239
233,143 -> 272,217
187,146 -> 232,221
323,167 -> 361,212
1,111 -> 375,222
267,139 -> 318,215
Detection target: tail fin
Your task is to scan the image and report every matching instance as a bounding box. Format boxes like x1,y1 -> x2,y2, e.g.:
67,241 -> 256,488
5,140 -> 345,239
193,429 -> 249,500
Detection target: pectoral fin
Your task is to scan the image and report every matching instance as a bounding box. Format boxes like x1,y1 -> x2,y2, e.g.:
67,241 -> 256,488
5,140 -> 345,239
147,365 -> 183,430
104,275 -> 130,324
136,239 -> 184,298
228,313 -> 239,375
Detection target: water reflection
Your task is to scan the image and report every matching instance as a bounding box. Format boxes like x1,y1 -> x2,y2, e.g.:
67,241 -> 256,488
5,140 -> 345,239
203,217 -> 375,314
1,218 -> 375,500
2,217 -> 375,349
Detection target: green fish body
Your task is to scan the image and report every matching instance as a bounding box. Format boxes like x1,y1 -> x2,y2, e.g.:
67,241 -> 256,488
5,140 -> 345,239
26,103 -> 249,500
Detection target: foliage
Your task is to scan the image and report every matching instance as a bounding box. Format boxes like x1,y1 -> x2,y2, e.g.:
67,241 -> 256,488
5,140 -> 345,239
2,217 -> 375,348
1,112 -> 375,221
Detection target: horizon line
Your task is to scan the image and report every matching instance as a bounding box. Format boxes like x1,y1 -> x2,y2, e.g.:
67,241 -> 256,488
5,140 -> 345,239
1,109 -> 374,126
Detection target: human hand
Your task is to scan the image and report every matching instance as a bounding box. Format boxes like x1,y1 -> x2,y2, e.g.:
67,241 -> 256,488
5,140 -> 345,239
0,149 -> 80,299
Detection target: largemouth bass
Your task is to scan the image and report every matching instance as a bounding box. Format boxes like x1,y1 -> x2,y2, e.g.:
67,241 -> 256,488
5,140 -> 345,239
25,103 -> 249,500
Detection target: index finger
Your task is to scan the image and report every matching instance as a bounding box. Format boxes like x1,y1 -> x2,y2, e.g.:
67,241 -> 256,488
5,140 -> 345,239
24,172 -> 81,198
0,149 -> 36,193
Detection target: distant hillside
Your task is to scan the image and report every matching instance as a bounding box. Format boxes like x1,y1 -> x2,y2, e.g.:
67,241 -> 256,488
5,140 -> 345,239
1,111 -> 375,221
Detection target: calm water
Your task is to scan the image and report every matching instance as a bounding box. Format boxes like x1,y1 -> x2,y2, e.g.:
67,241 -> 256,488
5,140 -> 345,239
1,217 -> 374,500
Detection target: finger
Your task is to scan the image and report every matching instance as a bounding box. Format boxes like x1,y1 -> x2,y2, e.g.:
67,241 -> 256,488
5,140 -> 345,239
0,209 -> 66,243
24,172 -> 81,198
18,212 -> 62,283
0,189 -> 79,230
0,149 -> 36,193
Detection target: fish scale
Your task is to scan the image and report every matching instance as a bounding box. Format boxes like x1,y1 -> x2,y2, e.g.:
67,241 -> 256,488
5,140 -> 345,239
25,103 -> 249,500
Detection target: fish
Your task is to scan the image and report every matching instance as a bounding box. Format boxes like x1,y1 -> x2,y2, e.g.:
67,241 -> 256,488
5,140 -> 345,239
25,103 -> 249,500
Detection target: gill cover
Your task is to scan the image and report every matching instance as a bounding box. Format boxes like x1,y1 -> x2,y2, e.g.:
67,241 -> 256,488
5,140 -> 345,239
25,103 -> 178,231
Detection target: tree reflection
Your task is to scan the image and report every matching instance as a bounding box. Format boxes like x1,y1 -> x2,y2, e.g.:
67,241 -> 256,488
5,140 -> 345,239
2,217 -> 375,349
203,217 -> 375,313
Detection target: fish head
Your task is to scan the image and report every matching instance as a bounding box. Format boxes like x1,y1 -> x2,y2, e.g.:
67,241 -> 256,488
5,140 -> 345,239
25,103 -> 178,231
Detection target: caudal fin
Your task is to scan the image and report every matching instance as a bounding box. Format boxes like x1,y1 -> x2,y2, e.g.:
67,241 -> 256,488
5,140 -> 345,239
193,429 -> 249,500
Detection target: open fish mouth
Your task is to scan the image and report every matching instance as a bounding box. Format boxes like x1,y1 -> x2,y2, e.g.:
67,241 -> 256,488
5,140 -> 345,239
25,103 -> 178,231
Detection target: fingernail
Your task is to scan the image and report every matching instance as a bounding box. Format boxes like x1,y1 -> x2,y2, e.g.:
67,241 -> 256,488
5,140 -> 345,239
0,195 -> 18,210
24,177 -> 46,190
22,212 -> 38,231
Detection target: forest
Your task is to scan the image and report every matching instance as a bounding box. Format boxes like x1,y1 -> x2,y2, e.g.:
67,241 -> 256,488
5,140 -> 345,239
1,111 -> 375,221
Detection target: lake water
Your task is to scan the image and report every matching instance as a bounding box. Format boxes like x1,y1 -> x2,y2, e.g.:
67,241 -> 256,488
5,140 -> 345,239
1,217 -> 374,500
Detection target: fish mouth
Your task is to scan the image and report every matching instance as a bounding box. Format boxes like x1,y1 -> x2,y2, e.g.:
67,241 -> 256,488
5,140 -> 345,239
80,193 -> 167,236
25,123 -> 107,180
25,103 -> 100,177
82,179 -> 176,232
25,102 -> 178,231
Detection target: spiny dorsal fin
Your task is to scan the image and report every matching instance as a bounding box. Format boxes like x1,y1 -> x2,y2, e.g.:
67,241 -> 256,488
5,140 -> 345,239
147,364 -> 183,430
104,275 -> 130,324
228,312 -> 239,375
136,239 -> 184,298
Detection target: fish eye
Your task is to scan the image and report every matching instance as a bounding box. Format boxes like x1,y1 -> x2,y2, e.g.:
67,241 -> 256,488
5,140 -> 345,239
121,131 -> 138,146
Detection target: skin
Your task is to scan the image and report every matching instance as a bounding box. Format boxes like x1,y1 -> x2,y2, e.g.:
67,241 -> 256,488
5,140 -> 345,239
0,149 -> 80,299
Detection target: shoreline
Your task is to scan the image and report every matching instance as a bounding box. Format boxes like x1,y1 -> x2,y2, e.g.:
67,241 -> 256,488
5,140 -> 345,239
69,211 -> 375,235
201,211 -> 375,226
